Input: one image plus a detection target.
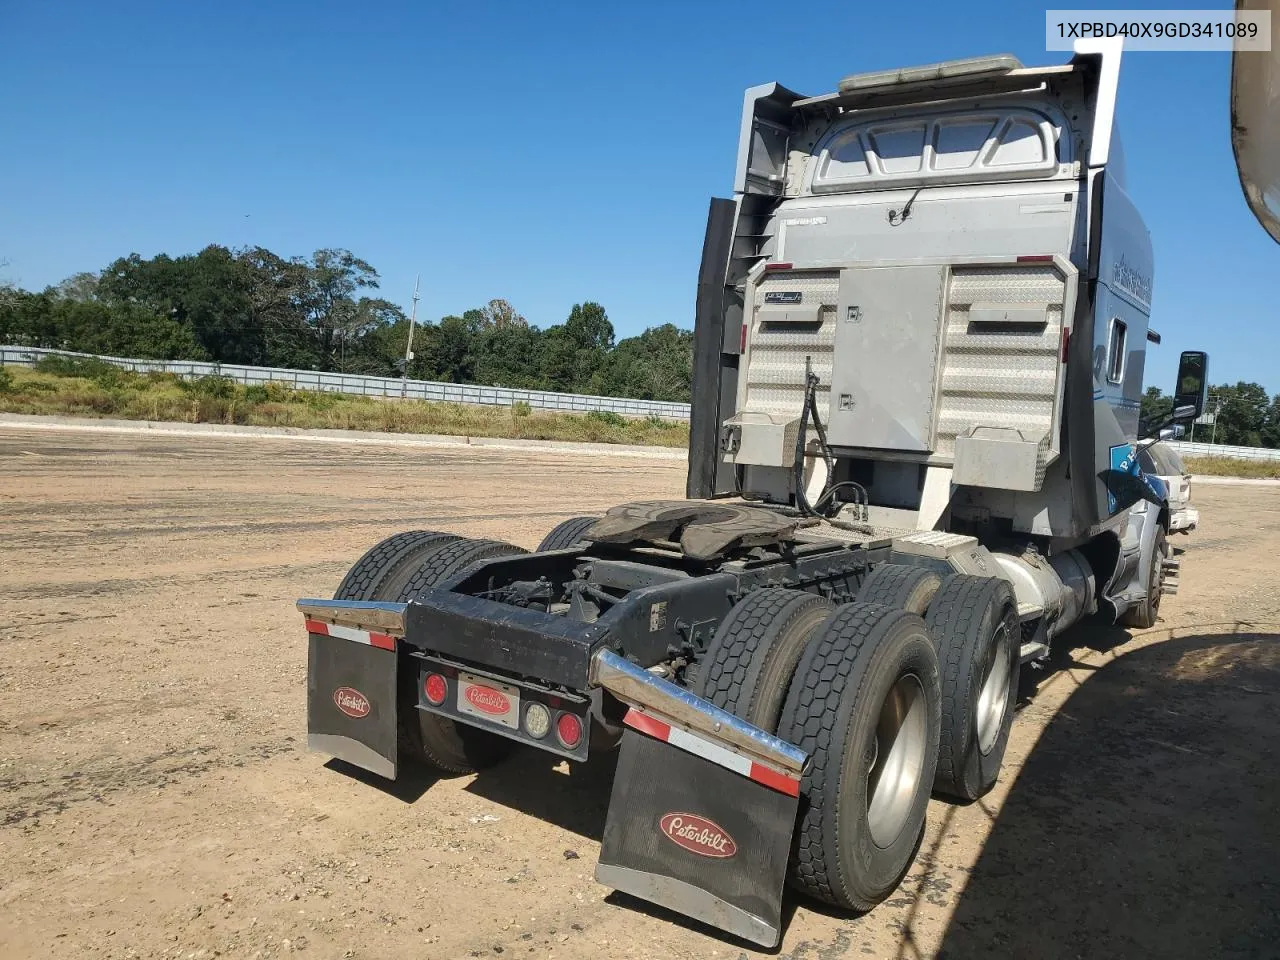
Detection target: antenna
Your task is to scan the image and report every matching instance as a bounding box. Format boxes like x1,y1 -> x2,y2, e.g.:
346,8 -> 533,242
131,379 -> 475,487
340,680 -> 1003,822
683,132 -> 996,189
402,274 -> 420,397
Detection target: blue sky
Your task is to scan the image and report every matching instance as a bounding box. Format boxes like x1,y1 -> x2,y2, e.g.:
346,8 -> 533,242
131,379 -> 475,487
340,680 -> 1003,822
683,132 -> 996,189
1,1 -> 1275,392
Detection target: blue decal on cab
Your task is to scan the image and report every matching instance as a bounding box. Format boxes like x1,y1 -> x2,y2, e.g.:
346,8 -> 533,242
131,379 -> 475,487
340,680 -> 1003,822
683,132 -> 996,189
1108,442 -> 1139,514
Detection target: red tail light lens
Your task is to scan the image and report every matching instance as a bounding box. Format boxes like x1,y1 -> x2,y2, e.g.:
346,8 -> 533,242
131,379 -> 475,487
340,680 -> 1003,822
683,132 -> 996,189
423,673 -> 448,706
555,712 -> 583,749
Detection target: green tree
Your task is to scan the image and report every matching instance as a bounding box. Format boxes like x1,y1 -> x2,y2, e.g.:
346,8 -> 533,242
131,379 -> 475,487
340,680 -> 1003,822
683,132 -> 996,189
298,249 -> 380,370
0,291 -> 202,359
95,247 -> 264,364
596,324 -> 694,401
1208,382 -> 1270,446
1140,385 -> 1172,427
538,302 -> 614,393
2,241 -> 708,405
180,246 -> 267,365
479,298 -> 527,329
237,247 -> 314,369
1260,394 -> 1280,449
342,298 -> 409,375
421,313 -> 482,383
473,322 -> 543,388
54,271 -> 100,302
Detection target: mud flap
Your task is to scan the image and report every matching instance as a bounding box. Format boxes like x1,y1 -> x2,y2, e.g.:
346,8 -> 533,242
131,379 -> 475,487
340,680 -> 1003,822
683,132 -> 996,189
307,630 -> 399,779
596,711 -> 800,948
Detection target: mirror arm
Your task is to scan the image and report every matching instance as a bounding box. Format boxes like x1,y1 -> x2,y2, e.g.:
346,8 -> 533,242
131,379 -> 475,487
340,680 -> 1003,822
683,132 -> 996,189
1139,414 -> 1178,441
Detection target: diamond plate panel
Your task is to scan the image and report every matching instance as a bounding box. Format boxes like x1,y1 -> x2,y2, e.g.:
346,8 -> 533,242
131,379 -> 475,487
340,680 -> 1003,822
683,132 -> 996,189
935,265 -> 1067,473
947,266 -> 1065,303
741,272 -> 840,420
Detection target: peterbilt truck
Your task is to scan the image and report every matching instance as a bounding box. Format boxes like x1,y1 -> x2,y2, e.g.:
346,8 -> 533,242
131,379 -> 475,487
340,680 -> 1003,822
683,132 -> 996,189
298,39 -> 1208,947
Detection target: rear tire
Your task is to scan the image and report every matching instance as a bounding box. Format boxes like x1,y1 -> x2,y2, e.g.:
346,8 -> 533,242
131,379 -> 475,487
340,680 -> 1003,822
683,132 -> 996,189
779,602 -> 941,911
857,564 -> 943,616
925,575 -> 1018,801
398,537 -> 529,599
692,588 -> 833,732
537,516 -> 600,552
333,530 -> 460,600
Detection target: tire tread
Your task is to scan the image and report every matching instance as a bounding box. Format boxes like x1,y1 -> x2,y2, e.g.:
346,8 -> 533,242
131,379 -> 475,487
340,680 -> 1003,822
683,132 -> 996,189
857,563 -> 942,616
693,589 -> 832,726
333,530 -> 458,601
925,574 -> 1016,798
780,602 -> 936,908
537,516 -> 600,552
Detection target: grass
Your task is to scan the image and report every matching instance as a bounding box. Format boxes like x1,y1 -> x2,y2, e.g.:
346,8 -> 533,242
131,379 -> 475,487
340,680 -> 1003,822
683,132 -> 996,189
0,365 -> 690,448
1184,456 -> 1280,480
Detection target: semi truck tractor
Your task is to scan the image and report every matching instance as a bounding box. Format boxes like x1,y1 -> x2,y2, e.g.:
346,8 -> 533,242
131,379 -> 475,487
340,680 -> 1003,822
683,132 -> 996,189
298,38 -> 1208,947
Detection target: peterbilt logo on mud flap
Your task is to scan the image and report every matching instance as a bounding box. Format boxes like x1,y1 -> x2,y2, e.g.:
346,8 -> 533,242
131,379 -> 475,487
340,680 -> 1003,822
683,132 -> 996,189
333,686 -> 371,718
464,684 -> 511,716
659,813 -> 737,858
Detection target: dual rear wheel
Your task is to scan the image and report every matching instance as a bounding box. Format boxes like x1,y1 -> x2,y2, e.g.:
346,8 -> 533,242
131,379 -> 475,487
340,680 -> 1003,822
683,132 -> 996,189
333,516 -> 601,775
693,564 -> 1017,911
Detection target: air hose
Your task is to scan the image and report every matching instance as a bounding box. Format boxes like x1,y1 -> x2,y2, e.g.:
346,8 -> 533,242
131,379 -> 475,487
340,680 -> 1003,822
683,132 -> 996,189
793,360 -> 839,517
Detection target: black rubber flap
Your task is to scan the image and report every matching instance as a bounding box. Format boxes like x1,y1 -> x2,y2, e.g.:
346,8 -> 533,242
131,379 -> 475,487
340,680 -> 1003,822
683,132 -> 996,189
307,634 -> 398,779
596,728 -> 797,947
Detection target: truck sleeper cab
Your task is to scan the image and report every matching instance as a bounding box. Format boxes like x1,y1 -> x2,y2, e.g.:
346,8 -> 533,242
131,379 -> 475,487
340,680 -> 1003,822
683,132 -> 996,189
298,40 -> 1207,950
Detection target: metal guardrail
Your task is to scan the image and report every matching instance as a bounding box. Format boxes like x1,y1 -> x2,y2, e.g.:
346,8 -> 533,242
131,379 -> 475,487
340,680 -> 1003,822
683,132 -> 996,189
1166,440 -> 1280,463
0,345 -> 693,421
5,345 -> 1278,460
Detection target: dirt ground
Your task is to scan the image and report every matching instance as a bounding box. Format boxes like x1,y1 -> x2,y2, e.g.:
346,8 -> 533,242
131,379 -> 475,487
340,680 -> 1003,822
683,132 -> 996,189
1,426 -> 1277,960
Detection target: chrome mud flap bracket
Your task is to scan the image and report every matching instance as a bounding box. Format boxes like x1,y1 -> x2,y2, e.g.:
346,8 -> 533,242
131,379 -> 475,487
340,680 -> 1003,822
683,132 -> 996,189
591,650 -> 806,948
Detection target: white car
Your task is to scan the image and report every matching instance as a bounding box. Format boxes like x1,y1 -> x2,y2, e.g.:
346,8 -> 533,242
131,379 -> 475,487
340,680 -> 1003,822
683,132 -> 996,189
1139,440 -> 1199,534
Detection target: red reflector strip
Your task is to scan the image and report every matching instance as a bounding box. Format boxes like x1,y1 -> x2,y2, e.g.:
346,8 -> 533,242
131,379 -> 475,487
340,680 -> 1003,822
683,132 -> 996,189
1017,254 -> 1054,263
304,618 -> 395,651
764,261 -> 793,271
1060,327 -> 1071,363
748,761 -> 799,797
624,708 -> 669,741
622,708 -> 800,797
739,323 -> 747,353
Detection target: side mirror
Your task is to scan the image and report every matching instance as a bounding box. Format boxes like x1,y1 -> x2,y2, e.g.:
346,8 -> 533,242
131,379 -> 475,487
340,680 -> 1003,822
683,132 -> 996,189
1172,350 -> 1208,421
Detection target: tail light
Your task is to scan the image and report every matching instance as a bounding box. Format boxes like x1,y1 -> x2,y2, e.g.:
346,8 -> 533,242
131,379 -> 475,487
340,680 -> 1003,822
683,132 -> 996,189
555,712 -> 583,749
423,673 -> 448,706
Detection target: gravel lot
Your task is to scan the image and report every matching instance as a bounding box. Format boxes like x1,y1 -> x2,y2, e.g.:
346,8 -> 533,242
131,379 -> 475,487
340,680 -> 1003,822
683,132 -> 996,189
1,427 -> 1276,960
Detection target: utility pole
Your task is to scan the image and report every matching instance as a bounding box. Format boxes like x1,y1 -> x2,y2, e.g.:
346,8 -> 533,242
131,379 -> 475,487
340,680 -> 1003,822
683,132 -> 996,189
402,274 -> 420,398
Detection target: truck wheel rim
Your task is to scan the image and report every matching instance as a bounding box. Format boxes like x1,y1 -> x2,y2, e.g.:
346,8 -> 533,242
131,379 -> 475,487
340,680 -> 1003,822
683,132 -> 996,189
866,673 -> 928,848
976,623 -> 1012,754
